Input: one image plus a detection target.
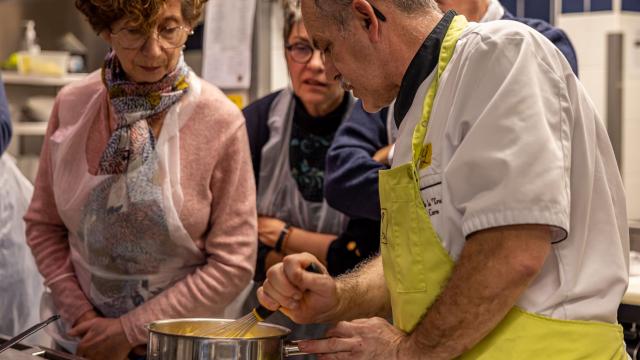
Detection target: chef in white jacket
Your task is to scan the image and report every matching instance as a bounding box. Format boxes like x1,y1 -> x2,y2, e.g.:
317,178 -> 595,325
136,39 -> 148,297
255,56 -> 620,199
0,154 -> 48,346
257,1 -> 629,359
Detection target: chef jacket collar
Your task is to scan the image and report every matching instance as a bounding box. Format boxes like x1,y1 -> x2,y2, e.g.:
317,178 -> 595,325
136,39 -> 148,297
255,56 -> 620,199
394,10 -> 457,128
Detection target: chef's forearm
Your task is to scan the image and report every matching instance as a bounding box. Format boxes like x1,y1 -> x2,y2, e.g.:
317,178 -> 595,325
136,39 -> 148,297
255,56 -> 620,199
401,225 -> 551,359
331,256 -> 391,322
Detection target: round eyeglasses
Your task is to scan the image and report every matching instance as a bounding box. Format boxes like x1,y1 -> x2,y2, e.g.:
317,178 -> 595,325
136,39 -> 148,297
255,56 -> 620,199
285,42 -> 324,64
110,25 -> 193,50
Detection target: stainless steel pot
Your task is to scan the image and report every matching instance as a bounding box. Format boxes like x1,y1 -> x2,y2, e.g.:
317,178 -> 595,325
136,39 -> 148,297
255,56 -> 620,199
147,319 -> 305,360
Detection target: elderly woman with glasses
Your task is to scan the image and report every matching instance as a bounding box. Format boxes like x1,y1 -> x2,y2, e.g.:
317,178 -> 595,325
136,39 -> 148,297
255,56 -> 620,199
24,1 -> 257,359
242,0 -> 380,342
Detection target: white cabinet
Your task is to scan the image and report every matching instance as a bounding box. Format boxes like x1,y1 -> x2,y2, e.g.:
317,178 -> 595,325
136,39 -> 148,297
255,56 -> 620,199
2,71 -> 87,181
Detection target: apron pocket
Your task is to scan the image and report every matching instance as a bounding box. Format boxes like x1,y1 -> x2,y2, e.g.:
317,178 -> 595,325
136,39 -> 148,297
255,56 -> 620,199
387,185 -> 427,293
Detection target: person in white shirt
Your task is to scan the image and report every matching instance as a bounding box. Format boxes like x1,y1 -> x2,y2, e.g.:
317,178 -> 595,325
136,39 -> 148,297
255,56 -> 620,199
0,74 -> 47,346
0,155 -> 47,346
256,0 -> 629,359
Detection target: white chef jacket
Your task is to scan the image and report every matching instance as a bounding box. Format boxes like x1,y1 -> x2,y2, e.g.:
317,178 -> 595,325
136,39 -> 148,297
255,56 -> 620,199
384,0 -> 503,159
0,155 -> 49,345
392,19 -> 629,323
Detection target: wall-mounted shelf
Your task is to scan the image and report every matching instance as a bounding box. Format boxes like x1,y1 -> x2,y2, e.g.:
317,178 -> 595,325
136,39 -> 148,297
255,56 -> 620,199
12,122 -> 48,136
2,71 -> 88,182
1,70 -> 87,87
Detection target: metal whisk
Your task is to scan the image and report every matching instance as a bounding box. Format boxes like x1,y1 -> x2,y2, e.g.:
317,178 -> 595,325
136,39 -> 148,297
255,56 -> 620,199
192,263 -> 321,338
193,305 -> 275,338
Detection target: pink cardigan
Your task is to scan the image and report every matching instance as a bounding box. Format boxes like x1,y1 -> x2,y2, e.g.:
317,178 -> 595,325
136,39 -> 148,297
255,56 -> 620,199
24,71 -> 257,346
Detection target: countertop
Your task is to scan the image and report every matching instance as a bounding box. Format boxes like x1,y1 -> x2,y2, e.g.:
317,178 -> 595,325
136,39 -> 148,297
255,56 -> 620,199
621,220 -> 640,305
0,335 -> 83,360
631,219 -> 640,236
0,348 -> 39,360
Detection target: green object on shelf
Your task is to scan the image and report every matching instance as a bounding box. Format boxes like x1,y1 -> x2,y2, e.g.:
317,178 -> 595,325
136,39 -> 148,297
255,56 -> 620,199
2,53 -> 18,71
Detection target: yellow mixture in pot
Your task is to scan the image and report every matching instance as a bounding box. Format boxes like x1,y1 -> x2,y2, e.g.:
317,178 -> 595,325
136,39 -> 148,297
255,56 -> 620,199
150,320 -> 285,339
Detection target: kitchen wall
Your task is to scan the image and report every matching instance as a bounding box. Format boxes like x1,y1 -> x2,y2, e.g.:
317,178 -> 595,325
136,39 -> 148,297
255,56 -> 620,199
0,0 -> 109,72
558,0 -> 640,219
620,13 -> 640,221
0,0 -> 23,63
270,1 -> 288,93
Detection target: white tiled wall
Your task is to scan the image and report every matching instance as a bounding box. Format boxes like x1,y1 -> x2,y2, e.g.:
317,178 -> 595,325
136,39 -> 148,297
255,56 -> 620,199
558,10 -> 640,219
557,12 -> 620,120
270,2 -> 289,92
621,13 -> 640,219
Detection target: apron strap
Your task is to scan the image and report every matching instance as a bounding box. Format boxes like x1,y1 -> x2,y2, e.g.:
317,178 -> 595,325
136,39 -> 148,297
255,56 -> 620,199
412,15 -> 469,169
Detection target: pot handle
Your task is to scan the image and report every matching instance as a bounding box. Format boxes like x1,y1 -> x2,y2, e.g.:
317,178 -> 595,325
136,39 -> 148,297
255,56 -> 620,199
283,341 -> 308,357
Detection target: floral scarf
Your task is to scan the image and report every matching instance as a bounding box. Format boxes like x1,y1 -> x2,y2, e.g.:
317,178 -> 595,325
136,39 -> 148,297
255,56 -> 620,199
77,53 -> 191,317
98,51 -> 190,175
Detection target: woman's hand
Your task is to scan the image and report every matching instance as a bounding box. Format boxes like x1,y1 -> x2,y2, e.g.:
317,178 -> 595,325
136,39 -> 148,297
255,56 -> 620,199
68,317 -> 132,360
258,216 -> 287,247
373,144 -> 394,165
265,249 -> 285,270
72,309 -> 99,328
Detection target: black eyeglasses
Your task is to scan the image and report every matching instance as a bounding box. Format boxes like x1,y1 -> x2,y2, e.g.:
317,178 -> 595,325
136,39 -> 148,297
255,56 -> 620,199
285,42 -> 324,64
369,2 -> 387,21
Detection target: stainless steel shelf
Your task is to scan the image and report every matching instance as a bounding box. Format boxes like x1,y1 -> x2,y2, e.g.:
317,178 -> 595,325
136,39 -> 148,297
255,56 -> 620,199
0,336 -> 83,360
1,71 -> 87,87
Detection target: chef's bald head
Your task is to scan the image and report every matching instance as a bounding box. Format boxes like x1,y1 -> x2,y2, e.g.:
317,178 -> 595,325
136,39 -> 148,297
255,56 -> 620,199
303,0 -> 440,29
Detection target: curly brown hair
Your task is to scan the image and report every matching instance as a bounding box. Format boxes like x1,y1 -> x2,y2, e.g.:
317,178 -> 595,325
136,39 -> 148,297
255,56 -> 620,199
75,0 -> 208,34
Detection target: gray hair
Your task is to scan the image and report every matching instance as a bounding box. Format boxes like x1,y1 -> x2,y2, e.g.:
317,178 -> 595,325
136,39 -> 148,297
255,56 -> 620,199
313,0 -> 440,28
282,0 -> 303,43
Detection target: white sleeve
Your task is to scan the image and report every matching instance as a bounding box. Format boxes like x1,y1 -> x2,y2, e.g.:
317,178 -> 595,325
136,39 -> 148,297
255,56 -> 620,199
441,31 -> 571,241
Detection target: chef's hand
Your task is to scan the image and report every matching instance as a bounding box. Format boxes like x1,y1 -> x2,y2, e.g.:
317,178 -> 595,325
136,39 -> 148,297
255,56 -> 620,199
68,317 -> 132,360
258,216 -> 286,247
257,252 -> 338,324
298,317 -> 408,360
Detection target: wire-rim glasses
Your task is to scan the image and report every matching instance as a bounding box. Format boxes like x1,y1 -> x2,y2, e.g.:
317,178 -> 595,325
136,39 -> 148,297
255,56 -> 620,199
110,25 -> 193,50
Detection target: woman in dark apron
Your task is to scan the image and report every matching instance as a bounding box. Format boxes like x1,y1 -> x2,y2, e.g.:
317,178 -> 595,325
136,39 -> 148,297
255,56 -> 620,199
241,0 -> 381,354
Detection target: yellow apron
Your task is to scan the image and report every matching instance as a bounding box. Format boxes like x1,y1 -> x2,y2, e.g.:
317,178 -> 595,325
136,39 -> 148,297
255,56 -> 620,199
379,15 -> 626,359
